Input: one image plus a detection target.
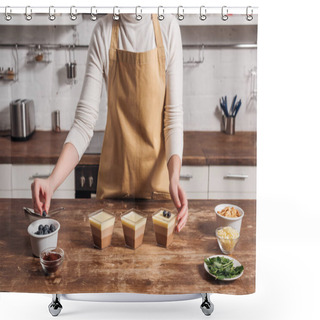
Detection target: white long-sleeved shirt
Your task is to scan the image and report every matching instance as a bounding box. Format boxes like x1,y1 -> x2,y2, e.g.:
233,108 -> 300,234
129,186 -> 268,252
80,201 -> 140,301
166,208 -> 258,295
65,14 -> 183,163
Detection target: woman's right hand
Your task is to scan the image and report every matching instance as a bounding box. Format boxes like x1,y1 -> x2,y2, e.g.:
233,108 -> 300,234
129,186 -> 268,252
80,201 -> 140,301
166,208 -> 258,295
31,178 -> 54,215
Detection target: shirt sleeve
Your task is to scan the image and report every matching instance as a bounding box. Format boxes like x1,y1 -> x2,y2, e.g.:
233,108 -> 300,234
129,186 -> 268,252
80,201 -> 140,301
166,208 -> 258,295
64,20 -> 106,160
163,17 -> 184,164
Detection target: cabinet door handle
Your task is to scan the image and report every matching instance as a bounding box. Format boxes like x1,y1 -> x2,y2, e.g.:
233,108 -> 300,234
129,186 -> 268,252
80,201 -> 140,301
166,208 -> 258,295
180,174 -> 193,180
88,176 -> 93,188
224,174 -> 248,180
29,174 -> 50,180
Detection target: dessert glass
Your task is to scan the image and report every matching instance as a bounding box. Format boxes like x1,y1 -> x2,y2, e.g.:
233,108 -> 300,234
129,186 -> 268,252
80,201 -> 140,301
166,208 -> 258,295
152,208 -> 177,248
89,209 -> 115,249
121,209 -> 147,249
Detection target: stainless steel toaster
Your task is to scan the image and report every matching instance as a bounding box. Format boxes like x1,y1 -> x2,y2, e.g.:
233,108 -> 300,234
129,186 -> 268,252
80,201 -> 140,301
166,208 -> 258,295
10,99 -> 35,141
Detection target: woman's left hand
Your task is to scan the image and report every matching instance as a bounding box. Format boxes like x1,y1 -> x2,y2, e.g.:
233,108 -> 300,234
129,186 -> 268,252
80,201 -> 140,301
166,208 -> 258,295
169,178 -> 188,232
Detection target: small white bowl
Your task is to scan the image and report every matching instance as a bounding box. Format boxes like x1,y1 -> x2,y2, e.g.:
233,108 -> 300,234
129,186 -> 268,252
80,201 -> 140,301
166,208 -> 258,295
214,204 -> 244,233
27,219 -> 60,257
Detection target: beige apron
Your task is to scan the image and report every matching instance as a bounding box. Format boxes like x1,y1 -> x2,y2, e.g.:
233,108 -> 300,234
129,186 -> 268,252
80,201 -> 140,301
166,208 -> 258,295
96,14 -> 170,200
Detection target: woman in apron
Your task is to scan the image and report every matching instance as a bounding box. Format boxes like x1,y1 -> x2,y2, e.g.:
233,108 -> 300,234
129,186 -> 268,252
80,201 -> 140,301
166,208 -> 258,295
31,14 -> 188,232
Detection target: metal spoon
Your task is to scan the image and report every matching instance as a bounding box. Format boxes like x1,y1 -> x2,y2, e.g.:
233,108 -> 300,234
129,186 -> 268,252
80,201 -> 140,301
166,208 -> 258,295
23,207 -> 64,218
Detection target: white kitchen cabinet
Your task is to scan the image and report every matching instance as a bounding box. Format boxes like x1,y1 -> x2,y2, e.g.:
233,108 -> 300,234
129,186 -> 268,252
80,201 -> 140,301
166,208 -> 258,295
180,166 -> 208,199
0,191 -> 12,198
11,165 -> 75,199
12,165 -> 52,190
180,165 -> 256,199
4,164 -> 256,200
0,164 -> 12,198
183,192 -> 208,200
11,190 -> 32,198
208,165 -> 256,199
53,190 -> 75,199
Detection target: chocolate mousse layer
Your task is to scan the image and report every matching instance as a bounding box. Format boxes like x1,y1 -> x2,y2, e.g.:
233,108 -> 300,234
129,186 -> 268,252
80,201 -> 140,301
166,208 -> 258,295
153,224 -> 175,248
121,210 -> 147,249
122,224 -> 145,249
89,210 -> 115,249
90,225 -> 114,249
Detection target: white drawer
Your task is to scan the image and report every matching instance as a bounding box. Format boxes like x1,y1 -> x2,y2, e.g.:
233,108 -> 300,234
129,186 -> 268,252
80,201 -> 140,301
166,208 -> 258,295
12,189 -> 75,199
0,190 -> 12,198
12,165 -> 52,190
209,166 -> 256,193
12,165 -> 74,191
180,166 -> 208,193
208,192 -> 256,200
0,164 -> 12,190
53,190 -> 75,199
186,192 -> 208,200
12,190 -> 32,198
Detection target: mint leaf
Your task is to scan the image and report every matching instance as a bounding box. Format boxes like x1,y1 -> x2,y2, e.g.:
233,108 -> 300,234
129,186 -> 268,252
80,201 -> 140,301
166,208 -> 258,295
205,256 -> 244,280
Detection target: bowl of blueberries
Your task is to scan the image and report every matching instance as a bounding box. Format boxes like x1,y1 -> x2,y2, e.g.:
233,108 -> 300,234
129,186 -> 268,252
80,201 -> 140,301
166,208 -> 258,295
27,219 -> 60,257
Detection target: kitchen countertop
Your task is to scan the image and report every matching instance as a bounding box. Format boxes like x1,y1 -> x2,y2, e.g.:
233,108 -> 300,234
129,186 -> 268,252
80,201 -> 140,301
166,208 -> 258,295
0,198 -> 256,295
0,131 -> 256,166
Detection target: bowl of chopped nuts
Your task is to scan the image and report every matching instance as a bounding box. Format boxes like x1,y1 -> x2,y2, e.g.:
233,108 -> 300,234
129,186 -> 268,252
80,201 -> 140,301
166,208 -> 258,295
215,226 -> 240,254
214,204 -> 244,233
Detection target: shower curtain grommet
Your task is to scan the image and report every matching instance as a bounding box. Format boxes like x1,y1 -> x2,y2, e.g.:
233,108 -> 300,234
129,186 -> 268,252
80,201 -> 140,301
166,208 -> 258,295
200,293 -> 214,316
157,6 -> 165,21
48,294 -> 63,317
135,6 -> 142,21
113,6 -> 120,21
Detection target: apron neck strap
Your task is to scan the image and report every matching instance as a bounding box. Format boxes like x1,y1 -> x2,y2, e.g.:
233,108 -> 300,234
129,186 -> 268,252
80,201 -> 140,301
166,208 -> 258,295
110,15 -> 164,50
151,14 -> 164,50
110,19 -> 120,50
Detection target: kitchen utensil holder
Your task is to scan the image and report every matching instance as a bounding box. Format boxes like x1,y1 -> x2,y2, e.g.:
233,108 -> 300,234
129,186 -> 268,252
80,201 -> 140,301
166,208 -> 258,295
52,110 -> 61,133
66,45 -> 77,82
26,45 -> 52,64
66,62 -> 77,79
222,115 -> 235,135
183,44 -> 205,66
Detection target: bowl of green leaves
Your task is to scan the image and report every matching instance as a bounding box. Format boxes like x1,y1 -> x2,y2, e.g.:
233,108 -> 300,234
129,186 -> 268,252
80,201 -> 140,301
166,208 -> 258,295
204,255 -> 244,281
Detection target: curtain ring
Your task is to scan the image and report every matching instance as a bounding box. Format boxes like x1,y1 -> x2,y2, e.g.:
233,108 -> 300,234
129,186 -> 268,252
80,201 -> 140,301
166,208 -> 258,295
70,6 -> 77,21
113,6 -> 120,20
135,6 -> 142,21
5,6 -> 12,21
25,6 -> 32,21
49,6 -> 56,21
158,6 -> 164,21
221,6 -> 228,21
90,6 -> 97,21
246,6 -> 253,21
199,6 -> 207,21
177,6 -> 184,21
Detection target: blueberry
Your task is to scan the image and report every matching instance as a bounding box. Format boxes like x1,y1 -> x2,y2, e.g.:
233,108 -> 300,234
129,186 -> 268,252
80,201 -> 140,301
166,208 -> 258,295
39,229 -> 44,235
167,211 -> 171,218
35,231 -> 40,235
50,224 -> 56,232
163,210 -> 167,217
42,211 -> 47,217
38,224 -> 43,231
43,226 -> 49,234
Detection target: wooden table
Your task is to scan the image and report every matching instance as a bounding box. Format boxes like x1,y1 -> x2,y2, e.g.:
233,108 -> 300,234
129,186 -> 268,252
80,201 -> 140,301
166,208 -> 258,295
0,199 -> 256,295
